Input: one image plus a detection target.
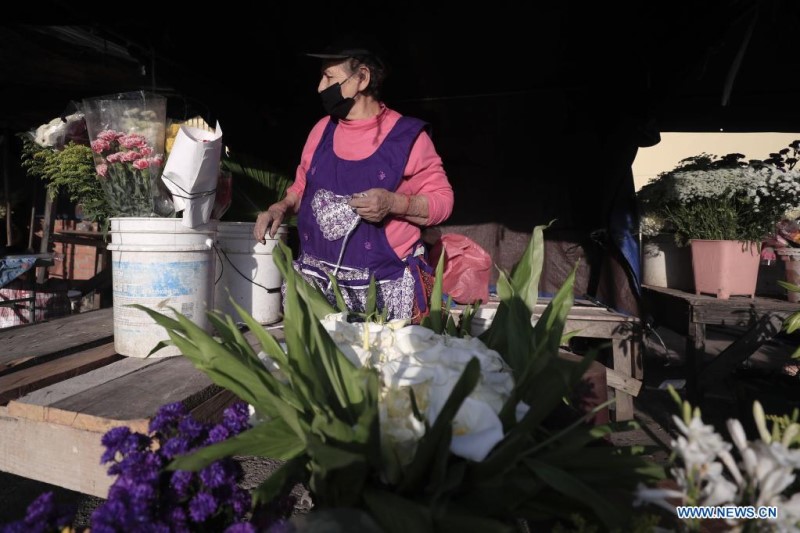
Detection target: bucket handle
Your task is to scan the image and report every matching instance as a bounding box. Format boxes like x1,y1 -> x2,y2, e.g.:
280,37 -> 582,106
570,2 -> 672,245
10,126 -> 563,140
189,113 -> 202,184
213,245 -> 281,294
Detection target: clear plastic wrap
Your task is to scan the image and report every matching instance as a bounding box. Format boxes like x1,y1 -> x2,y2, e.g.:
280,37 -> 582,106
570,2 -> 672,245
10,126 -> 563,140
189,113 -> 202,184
81,91 -> 173,217
211,169 -> 233,220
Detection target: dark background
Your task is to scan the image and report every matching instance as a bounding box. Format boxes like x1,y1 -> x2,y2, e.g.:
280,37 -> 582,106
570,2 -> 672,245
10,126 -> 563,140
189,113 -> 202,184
5,3 -> 800,227
3,1 -> 800,312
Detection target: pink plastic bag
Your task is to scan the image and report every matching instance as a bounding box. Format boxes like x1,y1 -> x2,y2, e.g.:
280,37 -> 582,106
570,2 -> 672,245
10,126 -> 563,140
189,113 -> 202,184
429,234 -> 492,304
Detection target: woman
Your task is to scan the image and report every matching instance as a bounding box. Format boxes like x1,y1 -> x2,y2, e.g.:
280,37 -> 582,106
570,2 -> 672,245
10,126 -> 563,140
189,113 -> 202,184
254,41 -> 454,321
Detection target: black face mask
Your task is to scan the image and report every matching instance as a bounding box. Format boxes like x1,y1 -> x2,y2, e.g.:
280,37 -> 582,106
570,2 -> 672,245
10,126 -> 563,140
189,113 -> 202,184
320,80 -> 356,120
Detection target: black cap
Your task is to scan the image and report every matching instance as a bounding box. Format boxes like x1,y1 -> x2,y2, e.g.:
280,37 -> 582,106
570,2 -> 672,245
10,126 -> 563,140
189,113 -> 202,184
305,35 -> 387,65
306,48 -> 374,60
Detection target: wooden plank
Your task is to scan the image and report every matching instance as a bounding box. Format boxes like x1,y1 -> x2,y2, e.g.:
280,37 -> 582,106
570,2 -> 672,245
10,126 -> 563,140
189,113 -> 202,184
605,367 -> 642,397
559,320 -> 641,340
0,308 -> 113,374
7,357 -> 161,420
611,338 -> 635,421
692,306 -> 793,327
51,232 -> 107,248
642,285 -> 692,335
0,407 -> 112,498
535,305 -> 638,322
36,195 -> 54,284
631,336 -> 644,380
686,322 -> 706,404
644,284 -> 800,324
190,389 -> 240,425
610,389 -> 634,421
699,313 -> 786,390
0,343 -> 121,405
45,356 -> 214,431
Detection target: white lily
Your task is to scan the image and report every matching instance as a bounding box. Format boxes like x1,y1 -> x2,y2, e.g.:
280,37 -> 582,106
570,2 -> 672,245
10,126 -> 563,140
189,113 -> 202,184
718,448 -> 745,488
393,325 -> 442,355
316,314 -> 521,466
380,357 -> 439,388
727,418 -> 749,453
774,493 -> 800,531
672,414 -> 731,470
753,401 -> 772,443
448,397 -> 504,461
633,482 -> 684,513
515,402 -> 530,422
699,463 -> 737,506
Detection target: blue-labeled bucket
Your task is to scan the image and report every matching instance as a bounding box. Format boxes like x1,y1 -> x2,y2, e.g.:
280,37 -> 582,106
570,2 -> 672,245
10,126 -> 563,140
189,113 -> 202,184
107,217 -> 216,357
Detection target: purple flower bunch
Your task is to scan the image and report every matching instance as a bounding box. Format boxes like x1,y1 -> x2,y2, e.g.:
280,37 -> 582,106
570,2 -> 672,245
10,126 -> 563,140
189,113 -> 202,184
0,492 -> 75,533
90,401 -> 252,532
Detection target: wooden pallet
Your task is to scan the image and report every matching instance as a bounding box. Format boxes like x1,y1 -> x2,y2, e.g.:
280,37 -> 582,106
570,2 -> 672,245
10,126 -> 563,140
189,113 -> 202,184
0,308 -> 243,497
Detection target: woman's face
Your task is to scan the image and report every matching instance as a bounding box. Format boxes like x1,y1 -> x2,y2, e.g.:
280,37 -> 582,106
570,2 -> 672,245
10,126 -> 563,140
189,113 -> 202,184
318,61 -> 359,97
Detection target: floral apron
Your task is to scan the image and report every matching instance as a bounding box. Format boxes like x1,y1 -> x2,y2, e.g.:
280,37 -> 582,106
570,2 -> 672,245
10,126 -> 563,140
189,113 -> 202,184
294,117 -> 431,320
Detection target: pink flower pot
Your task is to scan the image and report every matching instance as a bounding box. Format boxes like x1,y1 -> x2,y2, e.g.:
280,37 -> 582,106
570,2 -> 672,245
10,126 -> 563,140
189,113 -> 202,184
690,240 -> 760,299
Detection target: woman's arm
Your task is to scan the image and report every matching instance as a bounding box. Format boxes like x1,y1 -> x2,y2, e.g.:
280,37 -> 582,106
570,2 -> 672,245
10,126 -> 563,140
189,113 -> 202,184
349,131 -> 454,225
399,130 -> 454,226
254,118 -> 329,242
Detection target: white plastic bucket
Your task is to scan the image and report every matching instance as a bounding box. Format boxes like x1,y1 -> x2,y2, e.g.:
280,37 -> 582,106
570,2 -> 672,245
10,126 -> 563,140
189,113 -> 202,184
214,222 -> 287,325
641,234 -> 694,291
108,217 -> 217,358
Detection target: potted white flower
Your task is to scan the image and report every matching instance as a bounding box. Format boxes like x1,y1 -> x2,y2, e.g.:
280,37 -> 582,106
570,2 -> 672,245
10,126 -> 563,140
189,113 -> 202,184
639,153 -> 800,299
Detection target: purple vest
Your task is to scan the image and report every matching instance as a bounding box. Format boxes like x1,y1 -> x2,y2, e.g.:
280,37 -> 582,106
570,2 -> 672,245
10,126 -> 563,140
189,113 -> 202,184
294,116 -> 428,319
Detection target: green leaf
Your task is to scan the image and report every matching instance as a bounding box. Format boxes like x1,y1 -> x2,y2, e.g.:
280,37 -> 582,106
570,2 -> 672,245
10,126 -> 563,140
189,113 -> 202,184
133,304 -> 305,432
289,509 -> 384,533
434,511 -> 514,533
509,223 -> 548,311
458,301 -> 479,338
361,489 -> 434,533
400,358 -> 480,492
495,268 -> 577,426
252,455 -> 309,507
169,418 -> 305,471
523,459 -> 626,528
366,275 -> 377,316
779,280 -> 800,293
307,434 -> 368,507
272,242 -> 336,320
326,273 -> 349,313
475,354 -> 594,479
280,264 -> 332,407
428,249 -> 446,333
231,300 -> 289,369
206,311 -> 239,345
532,265 -> 576,359
783,311 -> 800,334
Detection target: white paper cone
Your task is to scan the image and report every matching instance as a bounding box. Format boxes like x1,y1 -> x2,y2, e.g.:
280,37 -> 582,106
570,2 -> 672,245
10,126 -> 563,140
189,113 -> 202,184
161,122 -> 223,227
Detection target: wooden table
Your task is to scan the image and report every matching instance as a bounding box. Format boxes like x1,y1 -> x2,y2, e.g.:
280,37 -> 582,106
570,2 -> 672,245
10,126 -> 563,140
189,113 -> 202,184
468,297 -> 643,421
51,229 -> 111,309
0,308 -> 241,497
642,285 -> 800,401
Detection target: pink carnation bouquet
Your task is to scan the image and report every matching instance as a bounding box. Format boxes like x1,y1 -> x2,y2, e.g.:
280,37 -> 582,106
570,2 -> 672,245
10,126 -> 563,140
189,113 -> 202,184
82,92 -> 173,217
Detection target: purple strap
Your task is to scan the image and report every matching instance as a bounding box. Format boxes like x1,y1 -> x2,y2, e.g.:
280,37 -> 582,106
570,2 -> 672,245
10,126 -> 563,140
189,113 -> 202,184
406,251 -> 434,314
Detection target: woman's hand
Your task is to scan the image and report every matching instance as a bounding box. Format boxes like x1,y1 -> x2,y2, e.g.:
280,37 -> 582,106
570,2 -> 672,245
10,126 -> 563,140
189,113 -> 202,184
349,188 -> 403,223
254,203 -> 288,243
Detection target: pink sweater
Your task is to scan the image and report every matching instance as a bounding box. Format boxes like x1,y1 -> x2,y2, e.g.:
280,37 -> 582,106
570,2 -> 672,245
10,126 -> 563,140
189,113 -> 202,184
287,106 -> 454,259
